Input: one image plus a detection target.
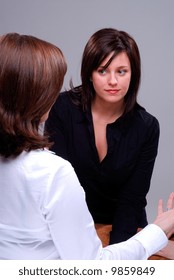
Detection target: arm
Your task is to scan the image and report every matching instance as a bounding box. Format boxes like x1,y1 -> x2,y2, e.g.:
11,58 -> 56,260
43,160 -> 102,260
43,161 -> 174,259
110,117 -> 160,243
106,191 -> 174,259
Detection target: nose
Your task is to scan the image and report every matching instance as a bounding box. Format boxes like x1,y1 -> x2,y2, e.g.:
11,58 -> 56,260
108,73 -> 118,85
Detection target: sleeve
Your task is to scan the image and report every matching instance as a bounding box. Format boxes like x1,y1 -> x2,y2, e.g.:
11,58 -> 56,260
43,161 -> 167,260
102,224 -> 167,260
110,116 -> 160,243
45,95 -> 69,159
43,162 -> 103,260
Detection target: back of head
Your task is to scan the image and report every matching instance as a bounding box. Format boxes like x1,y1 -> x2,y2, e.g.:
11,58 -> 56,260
80,28 -> 141,113
0,33 -> 67,158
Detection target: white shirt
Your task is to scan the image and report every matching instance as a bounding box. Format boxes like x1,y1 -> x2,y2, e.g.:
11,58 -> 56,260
0,149 -> 167,260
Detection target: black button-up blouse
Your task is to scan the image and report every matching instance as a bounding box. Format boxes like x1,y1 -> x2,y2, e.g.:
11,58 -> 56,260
45,91 -> 160,243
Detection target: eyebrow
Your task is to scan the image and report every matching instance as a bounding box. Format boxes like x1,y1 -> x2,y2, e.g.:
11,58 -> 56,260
117,65 -> 130,68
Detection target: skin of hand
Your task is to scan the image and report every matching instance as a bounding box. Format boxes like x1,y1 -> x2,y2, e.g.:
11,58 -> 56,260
153,192 -> 174,238
155,240 -> 174,259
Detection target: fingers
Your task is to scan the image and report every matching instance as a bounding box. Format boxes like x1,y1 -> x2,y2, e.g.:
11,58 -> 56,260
155,193 -> 174,238
158,192 -> 174,215
166,192 -> 174,211
158,199 -> 163,215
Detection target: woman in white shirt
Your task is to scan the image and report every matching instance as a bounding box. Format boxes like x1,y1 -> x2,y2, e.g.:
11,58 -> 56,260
0,32 -> 174,260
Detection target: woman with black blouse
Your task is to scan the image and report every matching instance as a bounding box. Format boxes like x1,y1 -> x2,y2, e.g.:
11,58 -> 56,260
45,28 -> 160,244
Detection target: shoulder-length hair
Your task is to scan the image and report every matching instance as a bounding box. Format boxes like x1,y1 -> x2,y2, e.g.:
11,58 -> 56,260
0,33 -> 67,158
72,28 -> 141,113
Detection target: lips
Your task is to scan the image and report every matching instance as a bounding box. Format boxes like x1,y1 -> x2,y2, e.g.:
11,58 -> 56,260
105,89 -> 120,94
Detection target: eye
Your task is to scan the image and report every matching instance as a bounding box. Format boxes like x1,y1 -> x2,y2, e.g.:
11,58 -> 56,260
98,68 -> 107,75
118,69 -> 127,76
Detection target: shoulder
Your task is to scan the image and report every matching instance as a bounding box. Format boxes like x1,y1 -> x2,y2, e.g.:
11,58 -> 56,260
47,90 -> 74,125
49,89 -> 85,125
54,86 -> 83,110
129,106 -> 160,144
21,150 -> 85,215
134,105 -> 159,130
53,90 -> 73,108
51,90 -> 80,116
22,149 -> 73,178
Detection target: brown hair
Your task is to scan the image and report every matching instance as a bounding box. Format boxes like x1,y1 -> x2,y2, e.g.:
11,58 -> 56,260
71,28 -> 141,113
0,33 -> 67,158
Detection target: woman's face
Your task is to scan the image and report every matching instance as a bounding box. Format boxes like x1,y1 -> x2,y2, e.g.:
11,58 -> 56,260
91,51 -> 131,105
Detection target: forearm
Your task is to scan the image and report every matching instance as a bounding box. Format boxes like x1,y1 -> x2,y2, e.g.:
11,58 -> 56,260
110,204 -> 146,243
102,224 -> 167,260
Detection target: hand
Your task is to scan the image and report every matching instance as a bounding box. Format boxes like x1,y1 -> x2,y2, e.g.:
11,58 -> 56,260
155,240 -> 174,259
153,192 -> 174,238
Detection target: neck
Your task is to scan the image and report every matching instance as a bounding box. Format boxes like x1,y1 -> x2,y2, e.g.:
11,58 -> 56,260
91,97 -> 125,123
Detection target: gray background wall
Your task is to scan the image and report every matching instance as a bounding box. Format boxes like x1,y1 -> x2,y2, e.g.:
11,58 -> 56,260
0,0 -> 173,222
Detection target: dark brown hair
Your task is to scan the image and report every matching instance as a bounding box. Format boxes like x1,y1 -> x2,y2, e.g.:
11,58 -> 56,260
0,33 -> 67,158
71,28 -> 141,113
